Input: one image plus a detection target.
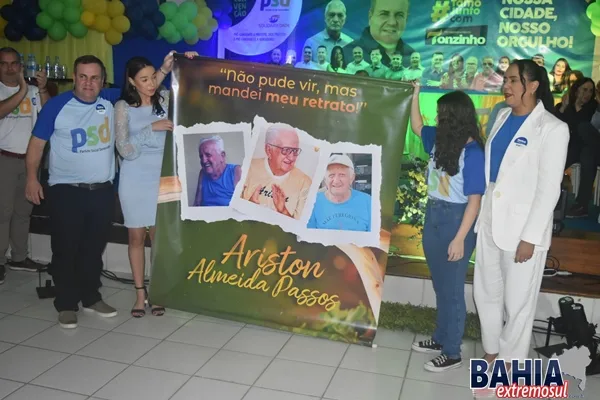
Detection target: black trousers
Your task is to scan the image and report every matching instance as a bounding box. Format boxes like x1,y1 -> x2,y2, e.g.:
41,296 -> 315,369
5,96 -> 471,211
48,184 -> 114,312
575,123 -> 600,209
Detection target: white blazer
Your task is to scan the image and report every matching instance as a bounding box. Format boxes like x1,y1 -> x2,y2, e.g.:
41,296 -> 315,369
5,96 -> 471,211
475,101 -> 569,251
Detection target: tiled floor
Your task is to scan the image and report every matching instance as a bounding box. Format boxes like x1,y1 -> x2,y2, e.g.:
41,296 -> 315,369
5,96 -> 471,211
0,270 -> 599,400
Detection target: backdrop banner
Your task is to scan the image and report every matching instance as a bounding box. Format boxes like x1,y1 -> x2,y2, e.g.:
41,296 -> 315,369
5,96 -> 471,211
148,55 -> 411,345
221,0 -> 596,88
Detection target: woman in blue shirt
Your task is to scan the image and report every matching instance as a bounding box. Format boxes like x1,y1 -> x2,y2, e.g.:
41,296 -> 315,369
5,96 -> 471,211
409,82 -> 486,372
115,52 -> 197,318
473,60 -> 569,371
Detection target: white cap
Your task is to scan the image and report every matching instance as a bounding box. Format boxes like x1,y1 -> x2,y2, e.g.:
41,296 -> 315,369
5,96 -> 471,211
327,154 -> 354,170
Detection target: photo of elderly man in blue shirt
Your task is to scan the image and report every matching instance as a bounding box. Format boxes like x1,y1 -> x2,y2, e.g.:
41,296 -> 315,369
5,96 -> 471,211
307,154 -> 372,232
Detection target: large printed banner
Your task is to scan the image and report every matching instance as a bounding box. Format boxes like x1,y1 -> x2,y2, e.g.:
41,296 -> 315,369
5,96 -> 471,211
221,0 -> 596,88
148,55 -> 411,344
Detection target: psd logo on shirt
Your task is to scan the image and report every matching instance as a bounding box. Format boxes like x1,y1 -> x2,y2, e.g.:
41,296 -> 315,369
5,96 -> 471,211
70,117 -> 111,153
514,137 -> 528,147
95,104 -> 106,115
11,97 -> 33,116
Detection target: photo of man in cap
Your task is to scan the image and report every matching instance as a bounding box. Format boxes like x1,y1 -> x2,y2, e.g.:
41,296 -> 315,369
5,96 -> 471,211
307,154 -> 372,232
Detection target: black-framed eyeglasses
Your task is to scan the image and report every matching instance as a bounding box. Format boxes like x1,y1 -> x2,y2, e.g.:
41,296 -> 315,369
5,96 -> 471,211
267,143 -> 302,156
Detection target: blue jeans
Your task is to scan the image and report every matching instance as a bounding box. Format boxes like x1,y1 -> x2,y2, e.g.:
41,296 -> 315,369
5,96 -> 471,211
422,197 -> 476,359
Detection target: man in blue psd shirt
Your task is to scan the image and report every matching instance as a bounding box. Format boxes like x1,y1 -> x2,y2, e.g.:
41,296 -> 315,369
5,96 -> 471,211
308,154 -> 372,231
23,54 -> 172,329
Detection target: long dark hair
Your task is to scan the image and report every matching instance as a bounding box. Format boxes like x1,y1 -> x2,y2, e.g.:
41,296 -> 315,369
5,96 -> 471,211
330,46 -> 345,70
434,91 -> 484,177
567,77 -> 595,107
511,59 -> 554,111
121,56 -> 164,115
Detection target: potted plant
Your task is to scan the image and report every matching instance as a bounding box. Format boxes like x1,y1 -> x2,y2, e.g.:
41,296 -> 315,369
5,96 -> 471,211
389,157 -> 428,258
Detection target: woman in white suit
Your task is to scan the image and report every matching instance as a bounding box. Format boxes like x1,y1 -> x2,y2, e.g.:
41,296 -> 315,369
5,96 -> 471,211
473,59 -> 569,369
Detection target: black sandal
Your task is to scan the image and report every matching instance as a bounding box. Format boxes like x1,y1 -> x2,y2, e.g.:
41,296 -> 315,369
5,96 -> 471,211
131,286 -> 147,318
143,286 -> 165,316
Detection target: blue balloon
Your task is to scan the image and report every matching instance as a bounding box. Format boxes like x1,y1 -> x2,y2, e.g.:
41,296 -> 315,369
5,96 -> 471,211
121,0 -> 133,7
0,5 -> 17,21
4,23 -> 23,41
212,9 -> 223,18
140,1 -> 154,15
151,11 -> 165,27
222,3 -> 233,14
140,19 -> 157,40
25,26 -> 47,41
123,24 -> 138,39
127,7 -> 144,23
204,0 -> 222,9
218,15 -> 232,29
15,0 -> 35,11
12,17 -> 26,32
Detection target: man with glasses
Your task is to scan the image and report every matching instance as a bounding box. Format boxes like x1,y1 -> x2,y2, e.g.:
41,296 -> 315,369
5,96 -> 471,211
304,0 -> 353,60
295,46 -> 319,70
242,123 -> 312,220
471,56 -> 503,92
193,135 -> 241,207
0,47 -> 49,284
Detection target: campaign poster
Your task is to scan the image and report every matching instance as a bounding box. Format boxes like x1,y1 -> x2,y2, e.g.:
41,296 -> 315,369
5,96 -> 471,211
220,0 -> 596,92
149,55 -> 411,345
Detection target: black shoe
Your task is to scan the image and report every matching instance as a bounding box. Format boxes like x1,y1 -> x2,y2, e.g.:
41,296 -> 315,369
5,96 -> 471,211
412,339 -> 443,354
566,205 -> 588,218
7,258 -> 46,272
0,265 -> 5,284
424,354 -> 463,372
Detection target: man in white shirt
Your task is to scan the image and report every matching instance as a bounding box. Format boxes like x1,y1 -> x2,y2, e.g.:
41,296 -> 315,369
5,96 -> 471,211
402,52 -> 424,81
345,46 -> 370,75
295,46 -> 319,70
0,47 -> 48,284
304,0 -> 353,59
314,46 -> 330,71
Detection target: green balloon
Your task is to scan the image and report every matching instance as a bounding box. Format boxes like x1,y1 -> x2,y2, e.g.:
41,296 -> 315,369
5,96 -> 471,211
587,3 -> 600,20
591,23 -> 600,37
36,12 -> 54,30
48,21 -> 68,41
47,1 -> 65,20
179,1 -> 198,21
158,21 -> 176,38
185,34 -> 199,45
68,22 -> 88,38
39,0 -> 51,11
165,31 -> 182,44
159,2 -> 178,21
64,0 -> 82,7
181,23 -> 197,41
63,7 -> 81,24
172,14 -> 189,32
